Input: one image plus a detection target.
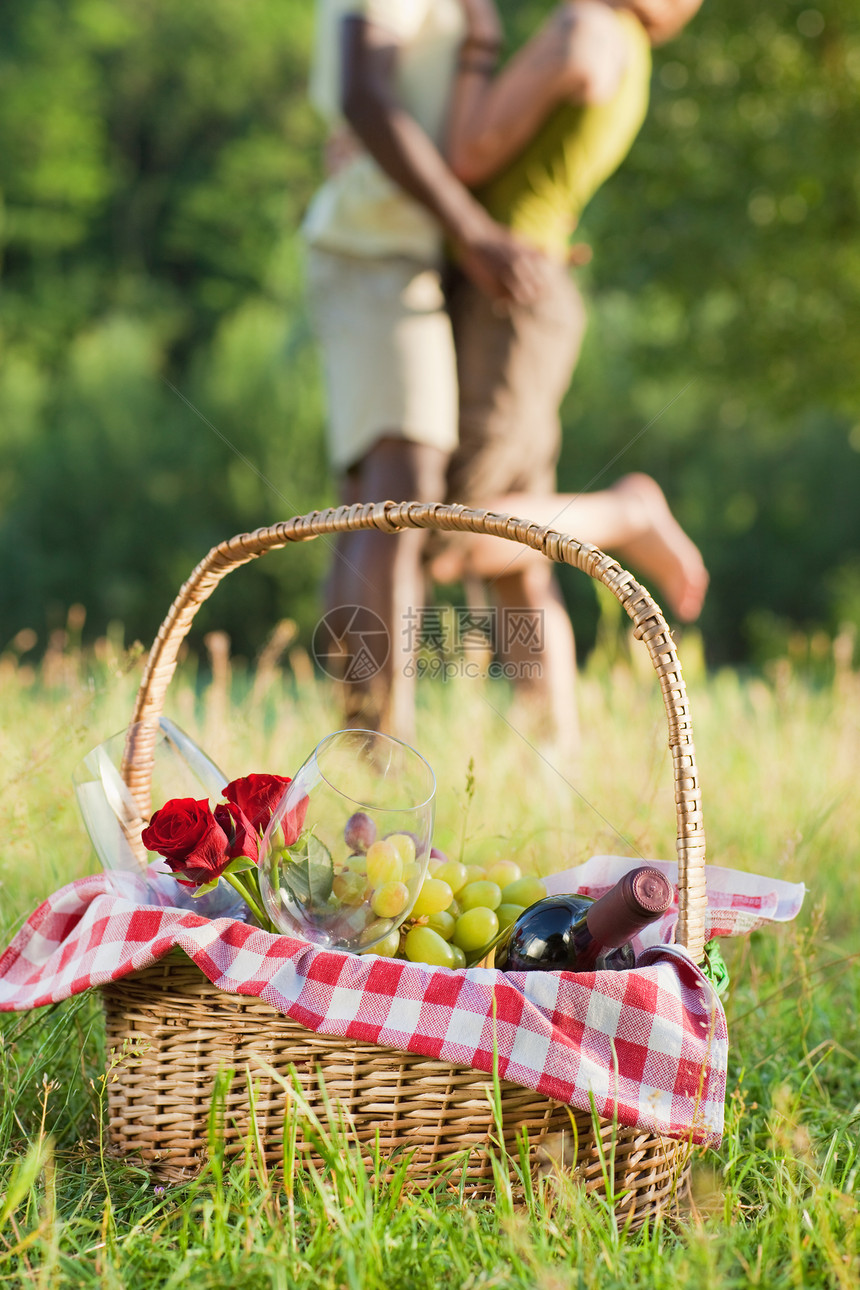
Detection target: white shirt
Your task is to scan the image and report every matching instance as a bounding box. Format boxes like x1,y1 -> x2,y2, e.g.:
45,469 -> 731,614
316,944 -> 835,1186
303,0 -> 466,262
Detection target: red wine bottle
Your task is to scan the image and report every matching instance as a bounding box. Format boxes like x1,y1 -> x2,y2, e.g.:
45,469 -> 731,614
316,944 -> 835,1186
493,867 -> 673,973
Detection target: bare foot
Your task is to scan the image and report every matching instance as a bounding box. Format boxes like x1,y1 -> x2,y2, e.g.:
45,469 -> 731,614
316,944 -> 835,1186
429,476 -> 709,620
609,474 -> 709,622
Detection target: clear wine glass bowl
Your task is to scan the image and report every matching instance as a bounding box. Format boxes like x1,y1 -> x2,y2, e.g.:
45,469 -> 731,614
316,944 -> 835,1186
258,729 -> 436,952
72,718 -> 244,916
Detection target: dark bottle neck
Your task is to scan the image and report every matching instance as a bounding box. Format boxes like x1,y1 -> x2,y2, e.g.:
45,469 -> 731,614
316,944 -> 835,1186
584,867 -> 673,948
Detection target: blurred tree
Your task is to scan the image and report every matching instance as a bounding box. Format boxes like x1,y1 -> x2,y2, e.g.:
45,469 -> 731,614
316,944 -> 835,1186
0,0 -> 328,659
0,0 -> 858,667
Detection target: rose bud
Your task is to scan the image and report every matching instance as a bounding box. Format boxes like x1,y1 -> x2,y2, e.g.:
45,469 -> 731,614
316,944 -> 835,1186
214,801 -> 258,865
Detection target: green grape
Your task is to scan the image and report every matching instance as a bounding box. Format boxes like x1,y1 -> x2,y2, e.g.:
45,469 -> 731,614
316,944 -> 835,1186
402,861 -> 423,889
371,880 -> 410,918
362,929 -> 401,957
463,864 -> 485,884
434,860 -> 468,893
449,944 -> 466,969
497,902 -> 525,930
404,926 -> 456,968
411,878 -> 454,917
366,840 -> 404,887
447,897 -> 461,919
345,853 -> 368,875
452,906 -> 499,952
460,880 -> 502,912
426,856 -> 443,875
358,917 -> 394,948
485,860 -> 521,889
332,871 -> 367,905
427,909 -> 456,941
501,876 -> 547,908
387,832 -> 417,867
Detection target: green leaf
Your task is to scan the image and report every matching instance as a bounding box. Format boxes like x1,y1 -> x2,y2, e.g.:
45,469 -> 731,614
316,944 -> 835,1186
0,1139 -> 50,1227
191,879 -> 220,898
223,855 -> 256,875
281,833 -> 334,908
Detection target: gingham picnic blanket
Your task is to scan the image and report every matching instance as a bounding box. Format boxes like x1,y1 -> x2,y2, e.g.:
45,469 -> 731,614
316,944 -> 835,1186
0,869 -> 763,1147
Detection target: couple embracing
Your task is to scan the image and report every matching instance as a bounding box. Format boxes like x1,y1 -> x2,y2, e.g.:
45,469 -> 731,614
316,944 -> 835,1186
303,0 -> 708,745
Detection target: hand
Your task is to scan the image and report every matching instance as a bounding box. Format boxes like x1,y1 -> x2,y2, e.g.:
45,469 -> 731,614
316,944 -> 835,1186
457,221 -> 552,306
567,241 -> 593,267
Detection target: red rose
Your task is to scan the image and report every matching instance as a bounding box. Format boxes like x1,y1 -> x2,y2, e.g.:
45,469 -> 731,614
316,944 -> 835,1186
141,797 -> 230,887
281,791 -> 309,847
214,800 -> 258,865
141,797 -> 214,860
223,774 -> 294,833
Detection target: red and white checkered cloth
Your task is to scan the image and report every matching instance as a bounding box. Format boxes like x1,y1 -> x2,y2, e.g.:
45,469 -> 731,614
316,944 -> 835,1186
0,871 -> 730,1146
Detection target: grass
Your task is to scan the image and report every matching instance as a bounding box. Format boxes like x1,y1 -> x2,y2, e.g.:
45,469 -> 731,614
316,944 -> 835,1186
1,622 -> 859,1286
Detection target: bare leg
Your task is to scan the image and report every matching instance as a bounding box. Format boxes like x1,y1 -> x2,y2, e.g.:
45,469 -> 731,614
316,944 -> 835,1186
491,560 -> 580,756
431,473 -> 708,623
327,437 -> 449,742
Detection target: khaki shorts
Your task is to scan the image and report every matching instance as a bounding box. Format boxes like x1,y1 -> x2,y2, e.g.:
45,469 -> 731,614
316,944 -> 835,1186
445,261 -> 586,505
305,248 -> 459,474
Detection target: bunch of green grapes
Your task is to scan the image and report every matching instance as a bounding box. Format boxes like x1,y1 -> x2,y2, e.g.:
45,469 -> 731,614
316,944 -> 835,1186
363,851 -> 547,969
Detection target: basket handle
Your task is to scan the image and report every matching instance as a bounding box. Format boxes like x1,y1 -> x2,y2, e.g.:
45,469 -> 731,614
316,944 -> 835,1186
122,501 -> 708,961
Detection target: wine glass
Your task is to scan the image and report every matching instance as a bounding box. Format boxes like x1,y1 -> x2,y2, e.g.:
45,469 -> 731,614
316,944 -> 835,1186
73,718 -> 244,917
257,729 -> 436,952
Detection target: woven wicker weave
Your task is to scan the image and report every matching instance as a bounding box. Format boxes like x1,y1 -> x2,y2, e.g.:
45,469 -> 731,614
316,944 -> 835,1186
103,501 -> 707,1217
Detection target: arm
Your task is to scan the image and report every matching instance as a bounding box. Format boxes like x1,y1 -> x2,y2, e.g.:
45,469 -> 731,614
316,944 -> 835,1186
447,0 -> 630,188
339,15 -> 546,304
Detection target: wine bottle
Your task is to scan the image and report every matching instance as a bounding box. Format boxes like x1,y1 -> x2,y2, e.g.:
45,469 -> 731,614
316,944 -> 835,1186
493,866 -> 673,973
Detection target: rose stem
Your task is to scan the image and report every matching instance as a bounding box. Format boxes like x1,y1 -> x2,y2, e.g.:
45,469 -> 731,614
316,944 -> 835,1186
222,871 -> 269,927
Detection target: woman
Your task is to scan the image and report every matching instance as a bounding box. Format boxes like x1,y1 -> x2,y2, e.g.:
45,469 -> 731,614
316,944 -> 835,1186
430,0 -> 708,743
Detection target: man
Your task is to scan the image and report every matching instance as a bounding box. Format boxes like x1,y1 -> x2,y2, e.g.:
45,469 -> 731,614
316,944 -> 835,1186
303,0 -> 546,740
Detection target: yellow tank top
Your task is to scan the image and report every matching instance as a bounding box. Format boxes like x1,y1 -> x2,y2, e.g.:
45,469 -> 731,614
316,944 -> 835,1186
475,10 -> 652,260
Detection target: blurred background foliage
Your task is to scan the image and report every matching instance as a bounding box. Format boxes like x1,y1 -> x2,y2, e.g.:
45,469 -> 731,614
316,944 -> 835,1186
0,0 -> 858,667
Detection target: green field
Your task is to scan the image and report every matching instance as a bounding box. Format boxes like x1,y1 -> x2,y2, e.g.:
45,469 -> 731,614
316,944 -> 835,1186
1,631 -> 858,1287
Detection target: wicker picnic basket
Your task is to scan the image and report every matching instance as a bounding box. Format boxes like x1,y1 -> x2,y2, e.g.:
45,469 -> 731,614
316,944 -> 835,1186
103,500 -> 708,1220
